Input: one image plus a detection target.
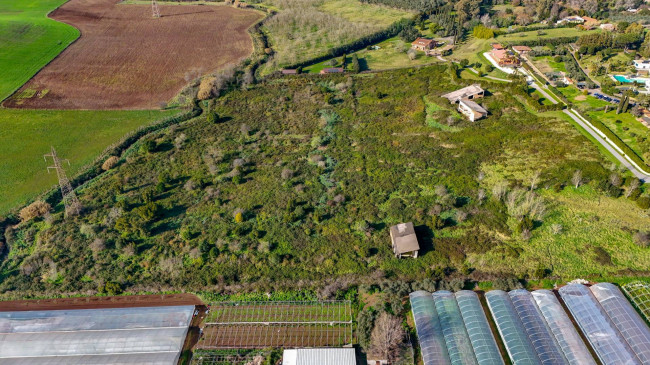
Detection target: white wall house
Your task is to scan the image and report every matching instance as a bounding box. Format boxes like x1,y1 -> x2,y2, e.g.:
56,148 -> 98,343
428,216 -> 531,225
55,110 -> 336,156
458,98 -> 488,122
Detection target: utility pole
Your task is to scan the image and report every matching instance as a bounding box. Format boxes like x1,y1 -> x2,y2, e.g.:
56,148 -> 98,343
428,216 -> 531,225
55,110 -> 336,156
152,0 -> 161,18
44,147 -> 82,218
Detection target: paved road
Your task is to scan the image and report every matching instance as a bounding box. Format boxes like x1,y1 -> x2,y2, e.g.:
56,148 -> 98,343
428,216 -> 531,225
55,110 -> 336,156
529,82 -> 558,104
563,109 -> 650,181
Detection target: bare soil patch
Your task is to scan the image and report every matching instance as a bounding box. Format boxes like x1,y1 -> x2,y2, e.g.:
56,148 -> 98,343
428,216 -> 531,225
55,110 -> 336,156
4,0 -> 261,109
0,293 -> 203,311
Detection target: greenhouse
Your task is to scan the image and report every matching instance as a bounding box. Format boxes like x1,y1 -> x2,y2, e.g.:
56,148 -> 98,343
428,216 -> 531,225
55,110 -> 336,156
590,283 -> 650,364
485,290 -> 541,365
0,305 -> 195,364
558,284 -> 640,365
454,291 -> 504,365
531,290 -> 595,365
508,290 -> 567,365
432,291 -> 478,365
409,291 -> 451,365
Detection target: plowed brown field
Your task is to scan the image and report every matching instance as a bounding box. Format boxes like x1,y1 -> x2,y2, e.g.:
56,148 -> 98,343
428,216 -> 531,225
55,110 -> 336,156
4,0 -> 262,110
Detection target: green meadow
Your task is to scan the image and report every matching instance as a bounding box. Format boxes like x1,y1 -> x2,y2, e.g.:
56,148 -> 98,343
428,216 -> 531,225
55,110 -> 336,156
0,0 -> 79,101
0,109 -> 176,214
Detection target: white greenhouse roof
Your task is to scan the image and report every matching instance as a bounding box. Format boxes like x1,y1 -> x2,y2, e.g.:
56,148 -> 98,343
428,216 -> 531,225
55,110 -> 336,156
0,305 -> 195,364
282,348 -> 355,365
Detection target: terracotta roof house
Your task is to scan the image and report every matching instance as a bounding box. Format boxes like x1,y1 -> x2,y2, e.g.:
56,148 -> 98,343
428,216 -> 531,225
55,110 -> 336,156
582,16 -> 600,28
441,84 -> 485,103
390,222 -> 420,258
458,98 -> 488,122
411,37 -> 437,51
320,67 -> 344,74
491,43 -> 505,50
491,49 -> 520,67
512,46 -> 532,54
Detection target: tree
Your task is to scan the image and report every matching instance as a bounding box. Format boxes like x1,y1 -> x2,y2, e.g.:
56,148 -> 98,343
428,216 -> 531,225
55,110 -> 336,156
102,156 -> 119,171
357,308 -> 377,349
351,54 -> 361,73
19,201 -> 51,222
407,48 -> 417,60
472,24 -> 494,39
369,312 -> 405,362
429,22 -> 442,35
572,170 -> 583,188
459,59 -> 469,68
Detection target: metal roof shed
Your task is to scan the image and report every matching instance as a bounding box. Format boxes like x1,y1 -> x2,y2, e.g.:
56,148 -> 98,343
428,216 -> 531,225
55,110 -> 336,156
282,348 -> 356,365
390,222 -> 420,258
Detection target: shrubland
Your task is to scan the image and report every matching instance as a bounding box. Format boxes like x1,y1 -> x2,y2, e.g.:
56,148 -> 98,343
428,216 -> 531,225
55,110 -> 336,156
1,65 -> 649,300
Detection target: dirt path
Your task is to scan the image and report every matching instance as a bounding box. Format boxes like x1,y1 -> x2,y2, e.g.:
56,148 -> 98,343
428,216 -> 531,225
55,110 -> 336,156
4,0 -> 262,109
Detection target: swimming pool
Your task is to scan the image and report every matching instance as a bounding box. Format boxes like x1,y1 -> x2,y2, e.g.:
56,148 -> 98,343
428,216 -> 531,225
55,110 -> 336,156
613,75 -> 648,84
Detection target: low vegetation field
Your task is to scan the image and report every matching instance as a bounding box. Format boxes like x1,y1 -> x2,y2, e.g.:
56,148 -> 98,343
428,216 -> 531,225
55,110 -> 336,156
497,27 -> 600,44
0,108 -> 176,214
197,301 -> 352,348
4,0 -> 262,109
260,0 -> 412,72
4,65 -> 649,300
0,0 -> 79,102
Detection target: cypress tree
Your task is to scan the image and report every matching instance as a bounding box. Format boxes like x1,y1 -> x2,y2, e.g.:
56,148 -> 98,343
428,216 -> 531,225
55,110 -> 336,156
621,96 -> 630,113
352,54 -> 361,73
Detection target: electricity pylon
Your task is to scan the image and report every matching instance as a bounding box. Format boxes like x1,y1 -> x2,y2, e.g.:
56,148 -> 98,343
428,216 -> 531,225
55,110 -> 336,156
44,147 -> 82,218
152,0 -> 161,18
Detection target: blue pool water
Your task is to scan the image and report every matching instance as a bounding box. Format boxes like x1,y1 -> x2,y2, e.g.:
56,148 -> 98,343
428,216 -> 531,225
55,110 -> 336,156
614,75 -> 647,84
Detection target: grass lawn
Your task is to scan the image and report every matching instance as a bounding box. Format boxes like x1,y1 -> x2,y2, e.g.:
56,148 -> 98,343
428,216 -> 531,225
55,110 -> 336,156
0,109 -> 177,214
0,0 -> 79,102
471,186 -> 650,278
304,36 -> 439,73
532,55 -> 567,73
259,0 -> 412,73
588,109 -> 650,161
497,27 -> 601,44
318,0 -> 413,27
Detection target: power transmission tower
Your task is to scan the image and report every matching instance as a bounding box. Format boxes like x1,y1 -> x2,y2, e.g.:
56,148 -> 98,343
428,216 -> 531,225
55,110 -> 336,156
44,147 -> 82,218
152,0 -> 161,18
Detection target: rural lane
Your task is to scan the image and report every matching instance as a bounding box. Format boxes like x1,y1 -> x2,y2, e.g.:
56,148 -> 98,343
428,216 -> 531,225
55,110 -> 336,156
563,109 -> 650,181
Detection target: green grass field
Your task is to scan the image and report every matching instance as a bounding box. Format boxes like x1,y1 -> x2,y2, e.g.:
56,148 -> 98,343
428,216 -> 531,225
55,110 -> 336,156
532,55 -> 567,73
0,0 -> 79,102
497,27 -> 601,44
0,109 -> 176,214
588,109 -> 650,161
319,0 -> 413,27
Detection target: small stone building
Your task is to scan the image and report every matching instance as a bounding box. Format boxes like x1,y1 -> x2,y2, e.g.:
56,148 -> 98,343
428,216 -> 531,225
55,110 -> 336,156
390,222 -> 420,258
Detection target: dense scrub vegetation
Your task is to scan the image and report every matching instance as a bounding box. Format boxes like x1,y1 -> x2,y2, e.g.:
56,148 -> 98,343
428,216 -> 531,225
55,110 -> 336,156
1,65 -> 649,299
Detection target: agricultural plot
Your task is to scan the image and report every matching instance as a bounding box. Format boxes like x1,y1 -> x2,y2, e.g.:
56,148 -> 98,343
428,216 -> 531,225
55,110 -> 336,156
197,301 -> 353,349
0,0 -> 79,102
623,281 -> 650,323
191,352 -> 264,365
4,0 -> 262,109
0,108 -> 176,215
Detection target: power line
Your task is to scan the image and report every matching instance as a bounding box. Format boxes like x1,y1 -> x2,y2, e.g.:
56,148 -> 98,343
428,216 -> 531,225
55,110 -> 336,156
44,146 -> 82,218
152,0 -> 161,18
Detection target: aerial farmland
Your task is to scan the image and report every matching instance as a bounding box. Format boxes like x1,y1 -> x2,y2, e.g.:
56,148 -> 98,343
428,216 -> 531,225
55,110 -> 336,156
2,0 -> 650,364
